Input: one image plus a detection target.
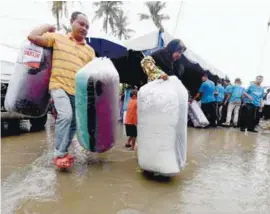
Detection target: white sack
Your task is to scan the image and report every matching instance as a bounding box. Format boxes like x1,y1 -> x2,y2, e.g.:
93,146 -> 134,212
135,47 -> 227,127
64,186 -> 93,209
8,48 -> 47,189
137,76 -> 188,176
188,101 -> 209,128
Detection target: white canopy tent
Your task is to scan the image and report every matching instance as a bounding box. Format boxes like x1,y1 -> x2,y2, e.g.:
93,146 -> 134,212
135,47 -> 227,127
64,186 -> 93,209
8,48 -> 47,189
124,30 -> 226,79
0,44 -> 18,84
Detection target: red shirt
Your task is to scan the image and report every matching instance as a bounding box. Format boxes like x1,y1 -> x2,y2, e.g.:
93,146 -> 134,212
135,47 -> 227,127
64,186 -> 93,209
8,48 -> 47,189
125,98 -> 137,125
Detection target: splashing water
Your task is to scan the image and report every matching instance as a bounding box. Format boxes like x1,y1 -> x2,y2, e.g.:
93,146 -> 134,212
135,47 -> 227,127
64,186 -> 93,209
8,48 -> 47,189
1,153 -> 57,214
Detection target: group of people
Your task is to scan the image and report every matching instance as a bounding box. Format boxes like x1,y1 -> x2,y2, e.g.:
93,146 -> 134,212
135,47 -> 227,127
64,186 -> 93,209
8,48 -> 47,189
123,74 -> 268,152
191,74 -> 268,133
27,9 -> 267,169
28,11 -> 186,168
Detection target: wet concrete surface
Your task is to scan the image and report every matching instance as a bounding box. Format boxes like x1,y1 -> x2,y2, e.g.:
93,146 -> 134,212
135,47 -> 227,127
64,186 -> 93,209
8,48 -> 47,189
1,115 -> 270,214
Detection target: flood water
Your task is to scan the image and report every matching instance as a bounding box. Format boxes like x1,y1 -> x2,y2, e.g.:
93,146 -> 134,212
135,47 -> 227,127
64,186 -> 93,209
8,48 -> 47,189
1,115 -> 270,214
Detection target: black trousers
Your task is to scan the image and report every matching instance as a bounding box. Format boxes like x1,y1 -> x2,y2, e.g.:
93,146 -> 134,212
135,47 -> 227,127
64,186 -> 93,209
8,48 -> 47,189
220,102 -> 228,124
239,103 -> 259,130
237,105 -> 243,127
263,105 -> 270,120
201,102 -> 217,126
215,102 -> 223,124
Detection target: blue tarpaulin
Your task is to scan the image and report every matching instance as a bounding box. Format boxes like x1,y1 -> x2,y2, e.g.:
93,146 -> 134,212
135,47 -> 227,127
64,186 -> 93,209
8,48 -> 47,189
86,37 -> 127,58
142,31 -> 164,56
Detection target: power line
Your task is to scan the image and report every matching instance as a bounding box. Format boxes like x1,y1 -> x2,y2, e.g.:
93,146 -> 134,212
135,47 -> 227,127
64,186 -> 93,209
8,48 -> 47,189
267,16 -> 270,32
174,1 -> 184,36
0,15 -> 50,23
0,43 -> 19,50
257,14 -> 270,74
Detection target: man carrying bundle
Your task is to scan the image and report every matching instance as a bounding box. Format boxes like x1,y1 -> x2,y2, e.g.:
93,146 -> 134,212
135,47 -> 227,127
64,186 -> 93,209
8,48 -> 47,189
28,12 -> 95,169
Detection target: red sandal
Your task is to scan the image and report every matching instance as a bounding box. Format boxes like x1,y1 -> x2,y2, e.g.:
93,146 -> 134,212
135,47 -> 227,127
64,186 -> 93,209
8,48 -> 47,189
66,154 -> 75,162
54,156 -> 73,169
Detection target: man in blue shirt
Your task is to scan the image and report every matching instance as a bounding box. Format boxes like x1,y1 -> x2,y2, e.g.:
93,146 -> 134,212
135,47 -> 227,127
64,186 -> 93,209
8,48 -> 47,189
220,79 -> 231,124
214,80 -> 225,123
192,73 -> 217,127
240,75 -> 264,132
223,78 -> 244,127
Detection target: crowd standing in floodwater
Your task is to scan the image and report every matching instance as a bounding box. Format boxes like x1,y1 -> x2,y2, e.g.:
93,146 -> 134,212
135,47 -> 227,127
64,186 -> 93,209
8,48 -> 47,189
25,10 -> 269,171
190,74 -> 266,133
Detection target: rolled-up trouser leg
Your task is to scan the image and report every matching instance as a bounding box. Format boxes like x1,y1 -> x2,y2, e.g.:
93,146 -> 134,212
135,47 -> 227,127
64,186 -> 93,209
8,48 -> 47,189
50,89 -> 74,158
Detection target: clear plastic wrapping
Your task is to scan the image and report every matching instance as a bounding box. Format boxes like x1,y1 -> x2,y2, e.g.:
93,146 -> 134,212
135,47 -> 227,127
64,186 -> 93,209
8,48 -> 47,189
75,58 -> 119,153
4,40 -> 52,117
188,101 -> 209,128
137,76 -> 188,176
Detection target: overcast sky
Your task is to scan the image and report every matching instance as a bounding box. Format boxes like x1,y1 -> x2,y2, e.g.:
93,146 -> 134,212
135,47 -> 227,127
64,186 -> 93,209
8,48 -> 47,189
0,0 -> 269,86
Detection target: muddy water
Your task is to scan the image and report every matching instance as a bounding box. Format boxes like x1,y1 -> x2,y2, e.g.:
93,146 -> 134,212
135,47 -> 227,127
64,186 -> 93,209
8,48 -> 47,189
1,116 -> 270,214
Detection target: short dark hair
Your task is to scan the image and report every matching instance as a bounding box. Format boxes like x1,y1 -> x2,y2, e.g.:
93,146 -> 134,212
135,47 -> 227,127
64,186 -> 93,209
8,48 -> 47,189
256,75 -> 263,79
235,78 -> 241,82
130,90 -> 137,97
202,72 -> 208,78
71,11 -> 87,22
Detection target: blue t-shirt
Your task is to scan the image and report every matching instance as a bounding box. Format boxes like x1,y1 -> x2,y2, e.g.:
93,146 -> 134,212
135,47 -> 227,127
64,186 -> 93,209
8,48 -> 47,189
199,79 -> 215,104
225,85 -> 232,94
228,85 -> 245,103
244,84 -> 264,107
215,84 -> 225,102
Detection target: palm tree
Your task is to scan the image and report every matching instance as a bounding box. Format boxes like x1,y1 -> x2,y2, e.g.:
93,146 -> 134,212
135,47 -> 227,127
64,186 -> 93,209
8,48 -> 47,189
138,1 -> 169,31
62,24 -> 72,34
114,11 -> 135,40
93,1 -> 123,34
51,1 -> 68,31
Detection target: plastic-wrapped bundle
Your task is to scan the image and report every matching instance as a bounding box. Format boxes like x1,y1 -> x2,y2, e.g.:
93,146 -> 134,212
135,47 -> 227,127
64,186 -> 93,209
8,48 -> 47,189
4,41 -> 52,117
75,58 -> 119,153
188,101 -> 209,128
137,76 -> 188,176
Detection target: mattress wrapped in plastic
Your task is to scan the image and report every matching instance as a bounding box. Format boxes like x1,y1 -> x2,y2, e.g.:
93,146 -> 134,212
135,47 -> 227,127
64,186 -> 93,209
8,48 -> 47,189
188,101 -> 209,128
137,76 -> 188,176
75,57 -> 119,153
4,40 -> 52,117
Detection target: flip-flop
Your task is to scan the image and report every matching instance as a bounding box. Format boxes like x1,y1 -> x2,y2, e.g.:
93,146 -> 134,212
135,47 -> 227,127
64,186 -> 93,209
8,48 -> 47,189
54,157 -> 73,169
66,154 -> 75,162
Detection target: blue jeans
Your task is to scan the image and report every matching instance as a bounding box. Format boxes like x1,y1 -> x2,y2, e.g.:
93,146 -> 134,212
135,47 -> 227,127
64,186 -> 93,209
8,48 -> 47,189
50,89 -> 76,157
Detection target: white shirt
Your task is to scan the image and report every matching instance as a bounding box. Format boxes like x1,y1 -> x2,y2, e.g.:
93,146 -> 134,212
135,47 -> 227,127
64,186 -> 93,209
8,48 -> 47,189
264,93 -> 270,105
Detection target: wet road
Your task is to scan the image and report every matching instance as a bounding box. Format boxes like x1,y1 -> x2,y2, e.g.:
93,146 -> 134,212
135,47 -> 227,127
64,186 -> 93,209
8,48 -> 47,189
1,116 -> 270,214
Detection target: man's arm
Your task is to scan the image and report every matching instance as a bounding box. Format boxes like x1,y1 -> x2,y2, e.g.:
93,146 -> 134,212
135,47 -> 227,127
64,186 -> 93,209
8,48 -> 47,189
214,86 -> 218,96
224,93 -> 231,104
191,92 -> 201,103
191,83 -> 204,103
243,92 -> 253,101
260,99 -> 264,109
28,24 -> 56,47
260,90 -> 265,109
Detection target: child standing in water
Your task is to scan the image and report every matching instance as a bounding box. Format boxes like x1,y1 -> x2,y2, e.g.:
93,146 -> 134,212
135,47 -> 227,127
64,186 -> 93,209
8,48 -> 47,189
124,56 -> 168,150
125,90 -> 138,150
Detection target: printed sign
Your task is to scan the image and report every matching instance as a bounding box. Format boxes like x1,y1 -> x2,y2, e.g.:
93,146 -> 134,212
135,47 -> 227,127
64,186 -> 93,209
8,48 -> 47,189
22,43 -> 43,69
